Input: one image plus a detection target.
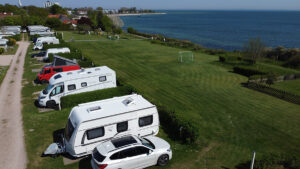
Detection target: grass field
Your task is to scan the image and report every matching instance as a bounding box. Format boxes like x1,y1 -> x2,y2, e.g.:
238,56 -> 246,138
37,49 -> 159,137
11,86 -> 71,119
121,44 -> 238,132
0,44 -> 19,55
0,66 -> 8,86
22,32 -> 300,169
63,32 -> 300,168
272,80 -> 300,95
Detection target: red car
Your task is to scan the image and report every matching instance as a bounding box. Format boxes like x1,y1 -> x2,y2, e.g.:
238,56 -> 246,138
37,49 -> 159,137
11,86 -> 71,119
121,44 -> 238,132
35,64 -> 80,84
35,55 -> 80,84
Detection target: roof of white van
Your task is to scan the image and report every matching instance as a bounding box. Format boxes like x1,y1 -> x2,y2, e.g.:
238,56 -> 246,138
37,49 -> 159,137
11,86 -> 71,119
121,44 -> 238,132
46,47 -> 70,52
49,66 -> 115,84
70,94 -> 155,125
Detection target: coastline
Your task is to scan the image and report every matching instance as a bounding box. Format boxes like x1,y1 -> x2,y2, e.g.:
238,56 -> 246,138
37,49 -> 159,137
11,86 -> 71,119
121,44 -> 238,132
108,13 -> 167,17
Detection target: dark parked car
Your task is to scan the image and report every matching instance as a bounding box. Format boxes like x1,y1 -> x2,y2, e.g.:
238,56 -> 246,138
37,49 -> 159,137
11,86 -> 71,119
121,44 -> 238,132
31,51 -> 46,58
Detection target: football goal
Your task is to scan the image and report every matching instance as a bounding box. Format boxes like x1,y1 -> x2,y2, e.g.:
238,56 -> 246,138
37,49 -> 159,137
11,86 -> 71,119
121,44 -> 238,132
178,51 -> 194,63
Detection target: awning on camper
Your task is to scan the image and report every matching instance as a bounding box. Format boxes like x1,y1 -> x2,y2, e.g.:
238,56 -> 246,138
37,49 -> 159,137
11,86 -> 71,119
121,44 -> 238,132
52,55 -> 78,67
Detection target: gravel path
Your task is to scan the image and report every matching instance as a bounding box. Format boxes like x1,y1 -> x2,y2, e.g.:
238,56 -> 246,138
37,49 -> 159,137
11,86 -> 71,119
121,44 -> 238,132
0,40 -> 29,169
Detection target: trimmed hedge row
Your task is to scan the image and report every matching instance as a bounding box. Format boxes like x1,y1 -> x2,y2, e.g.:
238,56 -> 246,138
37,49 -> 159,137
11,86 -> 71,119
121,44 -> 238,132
60,86 -> 136,109
233,66 -> 266,77
157,106 -> 199,144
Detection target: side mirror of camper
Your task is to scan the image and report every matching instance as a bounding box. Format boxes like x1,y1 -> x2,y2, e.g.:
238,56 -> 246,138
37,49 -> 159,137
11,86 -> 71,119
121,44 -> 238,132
148,150 -> 153,155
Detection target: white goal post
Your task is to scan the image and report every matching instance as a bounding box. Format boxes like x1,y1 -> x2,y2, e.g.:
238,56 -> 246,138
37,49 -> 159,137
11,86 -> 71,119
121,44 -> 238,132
178,51 -> 194,63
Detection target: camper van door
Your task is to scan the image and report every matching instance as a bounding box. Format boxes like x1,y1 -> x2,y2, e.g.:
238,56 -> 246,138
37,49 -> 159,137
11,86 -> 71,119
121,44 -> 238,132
49,83 -> 65,105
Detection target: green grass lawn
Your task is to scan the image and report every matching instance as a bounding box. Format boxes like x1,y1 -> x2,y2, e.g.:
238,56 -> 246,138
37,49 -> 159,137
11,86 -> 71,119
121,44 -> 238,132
22,32 -> 300,169
63,32 -> 300,168
272,80 -> 300,95
0,66 -> 8,86
0,44 -> 19,55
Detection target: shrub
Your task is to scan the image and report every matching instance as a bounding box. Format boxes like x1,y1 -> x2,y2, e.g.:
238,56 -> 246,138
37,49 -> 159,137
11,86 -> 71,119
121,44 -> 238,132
157,106 -> 199,143
9,34 -> 21,41
7,38 -> 16,46
0,48 -> 4,54
284,55 -> 300,68
112,27 -> 122,34
233,66 -> 266,77
219,56 -> 226,62
127,27 -> 136,34
60,86 -> 136,109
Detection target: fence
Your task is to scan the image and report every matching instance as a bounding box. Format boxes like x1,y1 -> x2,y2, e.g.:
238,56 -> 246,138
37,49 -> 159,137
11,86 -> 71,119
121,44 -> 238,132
246,82 -> 300,105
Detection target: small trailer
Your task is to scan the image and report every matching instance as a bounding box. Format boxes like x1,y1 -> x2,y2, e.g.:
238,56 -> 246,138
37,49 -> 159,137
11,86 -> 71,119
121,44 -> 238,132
43,94 -> 160,158
37,66 -> 117,108
43,47 -> 70,61
33,37 -> 59,50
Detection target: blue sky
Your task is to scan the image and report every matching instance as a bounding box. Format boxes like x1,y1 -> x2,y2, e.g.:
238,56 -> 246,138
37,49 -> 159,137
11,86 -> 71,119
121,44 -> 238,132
1,0 -> 300,10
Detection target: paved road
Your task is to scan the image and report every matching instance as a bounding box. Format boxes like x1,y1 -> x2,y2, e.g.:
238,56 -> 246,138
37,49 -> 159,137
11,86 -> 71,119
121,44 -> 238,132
0,40 -> 29,169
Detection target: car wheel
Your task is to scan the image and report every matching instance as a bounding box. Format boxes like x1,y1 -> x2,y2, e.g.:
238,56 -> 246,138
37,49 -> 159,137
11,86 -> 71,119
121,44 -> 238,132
46,100 -> 56,109
41,79 -> 48,84
157,154 -> 169,166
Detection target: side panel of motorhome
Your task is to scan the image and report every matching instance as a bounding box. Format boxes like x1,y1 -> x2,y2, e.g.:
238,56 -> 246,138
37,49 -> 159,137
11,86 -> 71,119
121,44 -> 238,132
68,107 -> 159,157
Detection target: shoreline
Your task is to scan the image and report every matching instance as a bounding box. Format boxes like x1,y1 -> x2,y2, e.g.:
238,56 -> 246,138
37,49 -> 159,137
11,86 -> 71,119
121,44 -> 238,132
108,13 -> 167,17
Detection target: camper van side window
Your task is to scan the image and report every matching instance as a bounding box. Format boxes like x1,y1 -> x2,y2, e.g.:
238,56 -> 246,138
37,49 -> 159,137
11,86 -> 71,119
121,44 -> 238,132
87,127 -> 104,140
53,68 -> 63,73
81,82 -> 87,87
45,69 -> 51,74
68,84 -> 76,91
139,115 -> 153,127
117,121 -> 128,133
99,76 -> 107,82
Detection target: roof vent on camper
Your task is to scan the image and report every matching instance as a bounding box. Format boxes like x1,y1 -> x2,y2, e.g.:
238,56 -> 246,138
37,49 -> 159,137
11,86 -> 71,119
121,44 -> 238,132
87,106 -> 101,113
87,71 -> 92,74
122,97 -> 135,106
67,72 -> 72,75
95,68 -> 100,71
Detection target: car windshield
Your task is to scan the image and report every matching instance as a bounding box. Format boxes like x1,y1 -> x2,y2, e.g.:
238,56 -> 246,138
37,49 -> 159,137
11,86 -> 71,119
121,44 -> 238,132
64,119 -> 75,141
139,138 -> 155,149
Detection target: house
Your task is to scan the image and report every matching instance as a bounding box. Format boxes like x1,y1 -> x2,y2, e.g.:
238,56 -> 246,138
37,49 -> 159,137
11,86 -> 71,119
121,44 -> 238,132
0,12 -> 14,19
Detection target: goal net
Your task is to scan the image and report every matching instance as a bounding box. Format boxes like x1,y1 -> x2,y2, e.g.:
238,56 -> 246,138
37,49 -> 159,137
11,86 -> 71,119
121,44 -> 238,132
178,51 -> 194,63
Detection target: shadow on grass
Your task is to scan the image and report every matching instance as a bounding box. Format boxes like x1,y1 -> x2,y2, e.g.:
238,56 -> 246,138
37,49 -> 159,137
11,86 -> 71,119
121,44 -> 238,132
79,156 -> 92,169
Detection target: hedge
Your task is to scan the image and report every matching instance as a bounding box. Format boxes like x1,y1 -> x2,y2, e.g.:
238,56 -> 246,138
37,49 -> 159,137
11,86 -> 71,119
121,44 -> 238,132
233,66 -> 266,77
157,106 -> 199,144
60,86 -> 136,109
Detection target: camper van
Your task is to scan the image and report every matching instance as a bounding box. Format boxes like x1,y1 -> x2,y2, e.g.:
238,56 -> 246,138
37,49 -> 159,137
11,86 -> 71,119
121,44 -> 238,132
43,94 -> 160,158
33,37 -> 59,50
37,66 -> 116,108
35,55 -> 80,84
43,48 -> 70,61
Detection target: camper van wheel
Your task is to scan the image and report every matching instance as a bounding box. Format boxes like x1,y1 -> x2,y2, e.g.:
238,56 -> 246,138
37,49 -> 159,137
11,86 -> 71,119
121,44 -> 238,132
46,100 -> 56,109
41,79 -> 48,84
157,154 -> 169,166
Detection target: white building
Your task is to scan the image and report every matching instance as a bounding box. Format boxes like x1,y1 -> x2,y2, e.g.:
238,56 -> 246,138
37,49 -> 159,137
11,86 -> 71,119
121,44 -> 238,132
44,1 -> 60,8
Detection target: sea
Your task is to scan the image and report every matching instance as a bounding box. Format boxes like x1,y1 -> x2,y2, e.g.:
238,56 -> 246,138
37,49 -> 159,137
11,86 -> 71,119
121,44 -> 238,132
121,10 -> 300,51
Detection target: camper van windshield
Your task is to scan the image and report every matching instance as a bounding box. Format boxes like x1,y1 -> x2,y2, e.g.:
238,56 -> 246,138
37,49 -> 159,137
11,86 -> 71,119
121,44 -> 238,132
65,119 -> 75,141
44,84 -> 54,94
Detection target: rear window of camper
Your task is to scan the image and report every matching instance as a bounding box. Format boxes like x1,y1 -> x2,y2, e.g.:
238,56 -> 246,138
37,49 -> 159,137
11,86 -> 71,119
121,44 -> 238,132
139,115 -> 153,127
87,127 -> 105,140
99,76 -> 107,82
117,121 -> 128,133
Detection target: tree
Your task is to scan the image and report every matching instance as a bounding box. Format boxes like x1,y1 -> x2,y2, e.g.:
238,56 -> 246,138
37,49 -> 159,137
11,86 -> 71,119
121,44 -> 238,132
78,17 -> 92,26
45,17 -> 62,29
243,38 -> 266,64
49,4 -> 66,15
77,24 -> 91,34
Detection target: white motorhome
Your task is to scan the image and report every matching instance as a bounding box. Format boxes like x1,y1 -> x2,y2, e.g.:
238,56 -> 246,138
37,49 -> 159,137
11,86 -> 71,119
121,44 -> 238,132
43,94 -> 160,158
33,37 -> 59,50
43,48 -> 70,61
38,66 -> 117,108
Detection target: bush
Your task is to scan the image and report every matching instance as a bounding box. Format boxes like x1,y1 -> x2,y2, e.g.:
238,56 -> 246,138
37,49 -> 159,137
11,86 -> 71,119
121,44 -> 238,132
0,48 -> 4,54
236,153 -> 300,169
233,66 -> 266,77
219,56 -> 226,62
60,86 -> 136,109
284,55 -> 300,68
127,27 -> 136,34
157,106 -> 199,143
8,34 -> 21,41
113,27 -> 122,34
7,38 -> 16,46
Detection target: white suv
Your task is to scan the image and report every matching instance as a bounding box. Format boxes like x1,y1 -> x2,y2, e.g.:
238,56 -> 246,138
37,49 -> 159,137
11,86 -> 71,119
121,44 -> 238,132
91,135 -> 172,169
